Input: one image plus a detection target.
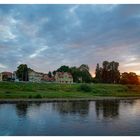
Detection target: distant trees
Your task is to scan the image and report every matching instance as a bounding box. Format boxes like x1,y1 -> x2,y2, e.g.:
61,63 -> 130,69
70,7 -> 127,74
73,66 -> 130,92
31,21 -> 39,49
16,64 -> 28,81
95,61 -> 120,84
56,65 -> 70,72
95,61 -> 139,85
120,72 -> 139,85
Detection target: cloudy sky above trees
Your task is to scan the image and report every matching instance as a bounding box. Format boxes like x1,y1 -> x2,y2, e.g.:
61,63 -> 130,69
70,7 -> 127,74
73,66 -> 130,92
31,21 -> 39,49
0,4 -> 140,76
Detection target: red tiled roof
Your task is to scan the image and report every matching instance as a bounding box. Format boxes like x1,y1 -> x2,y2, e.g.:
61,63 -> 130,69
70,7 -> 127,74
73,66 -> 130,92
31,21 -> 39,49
2,72 -> 12,77
55,72 -> 73,78
41,74 -> 55,81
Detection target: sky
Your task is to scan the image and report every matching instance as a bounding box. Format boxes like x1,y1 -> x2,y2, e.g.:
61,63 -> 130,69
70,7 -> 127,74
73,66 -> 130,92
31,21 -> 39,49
0,4 -> 140,76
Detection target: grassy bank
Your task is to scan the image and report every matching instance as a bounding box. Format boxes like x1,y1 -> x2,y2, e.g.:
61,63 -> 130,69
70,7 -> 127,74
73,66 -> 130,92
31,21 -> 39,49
0,82 -> 140,99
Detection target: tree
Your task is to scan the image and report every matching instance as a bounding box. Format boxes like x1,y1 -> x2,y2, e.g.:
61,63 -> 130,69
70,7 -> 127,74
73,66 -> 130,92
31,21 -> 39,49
95,63 -> 102,83
52,70 -> 56,76
108,61 -> 120,83
57,65 -> 70,72
69,66 -> 81,83
79,64 -> 92,83
102,61 -> 110,83
95,61 -> 120,84
16,64 -> 28,81
120,72 -> 139,85
48,71 -> 52,78
79,64 -> 89,71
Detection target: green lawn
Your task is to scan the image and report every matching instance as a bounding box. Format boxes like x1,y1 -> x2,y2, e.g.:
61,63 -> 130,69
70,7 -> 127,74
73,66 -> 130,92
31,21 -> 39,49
0,82 -> 140,99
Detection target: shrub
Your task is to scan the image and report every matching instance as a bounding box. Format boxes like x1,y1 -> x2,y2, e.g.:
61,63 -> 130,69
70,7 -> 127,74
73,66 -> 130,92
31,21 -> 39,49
78,84 -> 92,92
5,91 -> 11,94
28,95 -> 32,98
35,94 -> 42,98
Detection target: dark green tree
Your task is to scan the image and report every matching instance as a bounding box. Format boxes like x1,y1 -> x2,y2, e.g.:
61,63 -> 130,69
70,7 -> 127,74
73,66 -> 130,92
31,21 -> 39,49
16,64 -> 28,81
79,64 -> 92,83
57,65 -> 70,72
108,61 -> 120,83
79,64 -> 89,71
69,66 -> 82,83
95,63 -> 102,83
48,71 -> 52,78
95,61 -> 120,84
102,61 -> 110,83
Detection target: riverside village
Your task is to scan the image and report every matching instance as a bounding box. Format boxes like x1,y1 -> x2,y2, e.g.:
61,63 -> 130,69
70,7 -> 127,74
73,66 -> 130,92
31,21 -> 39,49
0,62 -> 140,85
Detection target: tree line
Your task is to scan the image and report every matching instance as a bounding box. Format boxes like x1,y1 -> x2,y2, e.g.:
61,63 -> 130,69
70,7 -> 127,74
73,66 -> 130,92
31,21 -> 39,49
94,61 -> 139,85
15,61 -> 139,85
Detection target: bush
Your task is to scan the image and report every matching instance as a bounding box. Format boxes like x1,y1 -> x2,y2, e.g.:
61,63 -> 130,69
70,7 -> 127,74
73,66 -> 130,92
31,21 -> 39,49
34,94 -> 42,98
28,95 -> 32,98
78,84 -> 92,92
5,91 -> 11,94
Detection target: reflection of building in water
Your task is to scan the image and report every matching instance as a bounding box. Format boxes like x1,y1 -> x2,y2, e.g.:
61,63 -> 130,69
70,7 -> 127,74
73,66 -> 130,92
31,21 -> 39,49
52,101 -> 89,117
95,100 -> 120,119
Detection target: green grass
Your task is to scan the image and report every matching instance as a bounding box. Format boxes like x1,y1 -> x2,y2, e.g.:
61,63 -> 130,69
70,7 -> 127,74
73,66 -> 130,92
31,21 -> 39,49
0,82 -> 140,99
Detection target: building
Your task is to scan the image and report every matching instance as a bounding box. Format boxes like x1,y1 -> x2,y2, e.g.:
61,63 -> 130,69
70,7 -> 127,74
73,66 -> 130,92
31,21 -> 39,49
0,72 -> 13,81
41,74 -> 55,82
12,71 -> 19,82
55,72 -> 73,84
28,70 -> 43,82
0,73 -> 2,81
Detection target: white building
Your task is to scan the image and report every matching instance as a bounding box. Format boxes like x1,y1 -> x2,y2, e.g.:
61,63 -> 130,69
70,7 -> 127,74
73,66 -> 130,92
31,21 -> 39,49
55,72 -> 73,84
12,71 -> 19,82
28,70 -> 43,82
0,73 -> 2,81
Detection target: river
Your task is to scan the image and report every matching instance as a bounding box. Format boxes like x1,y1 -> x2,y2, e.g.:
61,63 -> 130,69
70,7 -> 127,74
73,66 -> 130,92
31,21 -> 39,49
0,99 -> 140,136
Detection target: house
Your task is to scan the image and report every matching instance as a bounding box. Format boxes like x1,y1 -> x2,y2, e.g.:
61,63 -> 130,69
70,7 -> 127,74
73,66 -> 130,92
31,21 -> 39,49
12,71 -> 19,82
0,73 -> 2,81
28,70 -> 43,82
55,72 -> 73,84
41,74 -> 55,82
0,72 -> 13,81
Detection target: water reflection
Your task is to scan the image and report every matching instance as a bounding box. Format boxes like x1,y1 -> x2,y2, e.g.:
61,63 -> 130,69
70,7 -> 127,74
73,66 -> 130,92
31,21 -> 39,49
52,101 -> 89,117
95,100 -> 120,119
15,102 -> 43,117
15,102 -> 29,117
0,99 -> 140,135
121,100 -> 135,105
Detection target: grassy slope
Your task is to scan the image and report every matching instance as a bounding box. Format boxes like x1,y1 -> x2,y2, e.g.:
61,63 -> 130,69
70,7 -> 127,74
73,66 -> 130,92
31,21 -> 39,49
0,82 -> 140,99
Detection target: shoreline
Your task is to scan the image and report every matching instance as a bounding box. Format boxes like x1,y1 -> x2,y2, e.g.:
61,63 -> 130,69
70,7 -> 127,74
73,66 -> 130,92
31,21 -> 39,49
0,97 -> 140,103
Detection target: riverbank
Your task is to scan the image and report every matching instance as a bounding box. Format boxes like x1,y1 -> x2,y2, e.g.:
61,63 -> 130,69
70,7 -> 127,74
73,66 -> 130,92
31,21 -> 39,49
0,97 -> 140,103
0,82 -> 140,99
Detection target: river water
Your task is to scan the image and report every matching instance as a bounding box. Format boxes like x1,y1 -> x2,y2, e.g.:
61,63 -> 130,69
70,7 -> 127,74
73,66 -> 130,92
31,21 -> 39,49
0,99 -> 140,136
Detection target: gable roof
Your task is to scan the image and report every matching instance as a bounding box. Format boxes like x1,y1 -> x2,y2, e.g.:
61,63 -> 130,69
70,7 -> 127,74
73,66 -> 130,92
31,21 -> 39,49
2,72 -> 12,77
55,72 -> 73,78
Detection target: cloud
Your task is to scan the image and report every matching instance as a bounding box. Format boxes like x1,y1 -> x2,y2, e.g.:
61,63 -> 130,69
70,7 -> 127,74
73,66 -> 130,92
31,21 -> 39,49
29,46 -> 49,58
0,63 -> 7,69
124,63 -> 140,67
0,4 -> 140,75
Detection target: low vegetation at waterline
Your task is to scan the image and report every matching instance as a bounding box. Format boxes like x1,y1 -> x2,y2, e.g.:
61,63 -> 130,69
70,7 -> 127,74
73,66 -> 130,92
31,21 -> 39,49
0,82 -> 140,99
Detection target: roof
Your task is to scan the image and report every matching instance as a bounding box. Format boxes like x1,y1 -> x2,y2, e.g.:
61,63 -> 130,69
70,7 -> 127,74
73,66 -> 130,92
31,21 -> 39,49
1,72 -> 12,77
41,74 -> 55,81
28,70 -> 43,76
55,72 -> 73,78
